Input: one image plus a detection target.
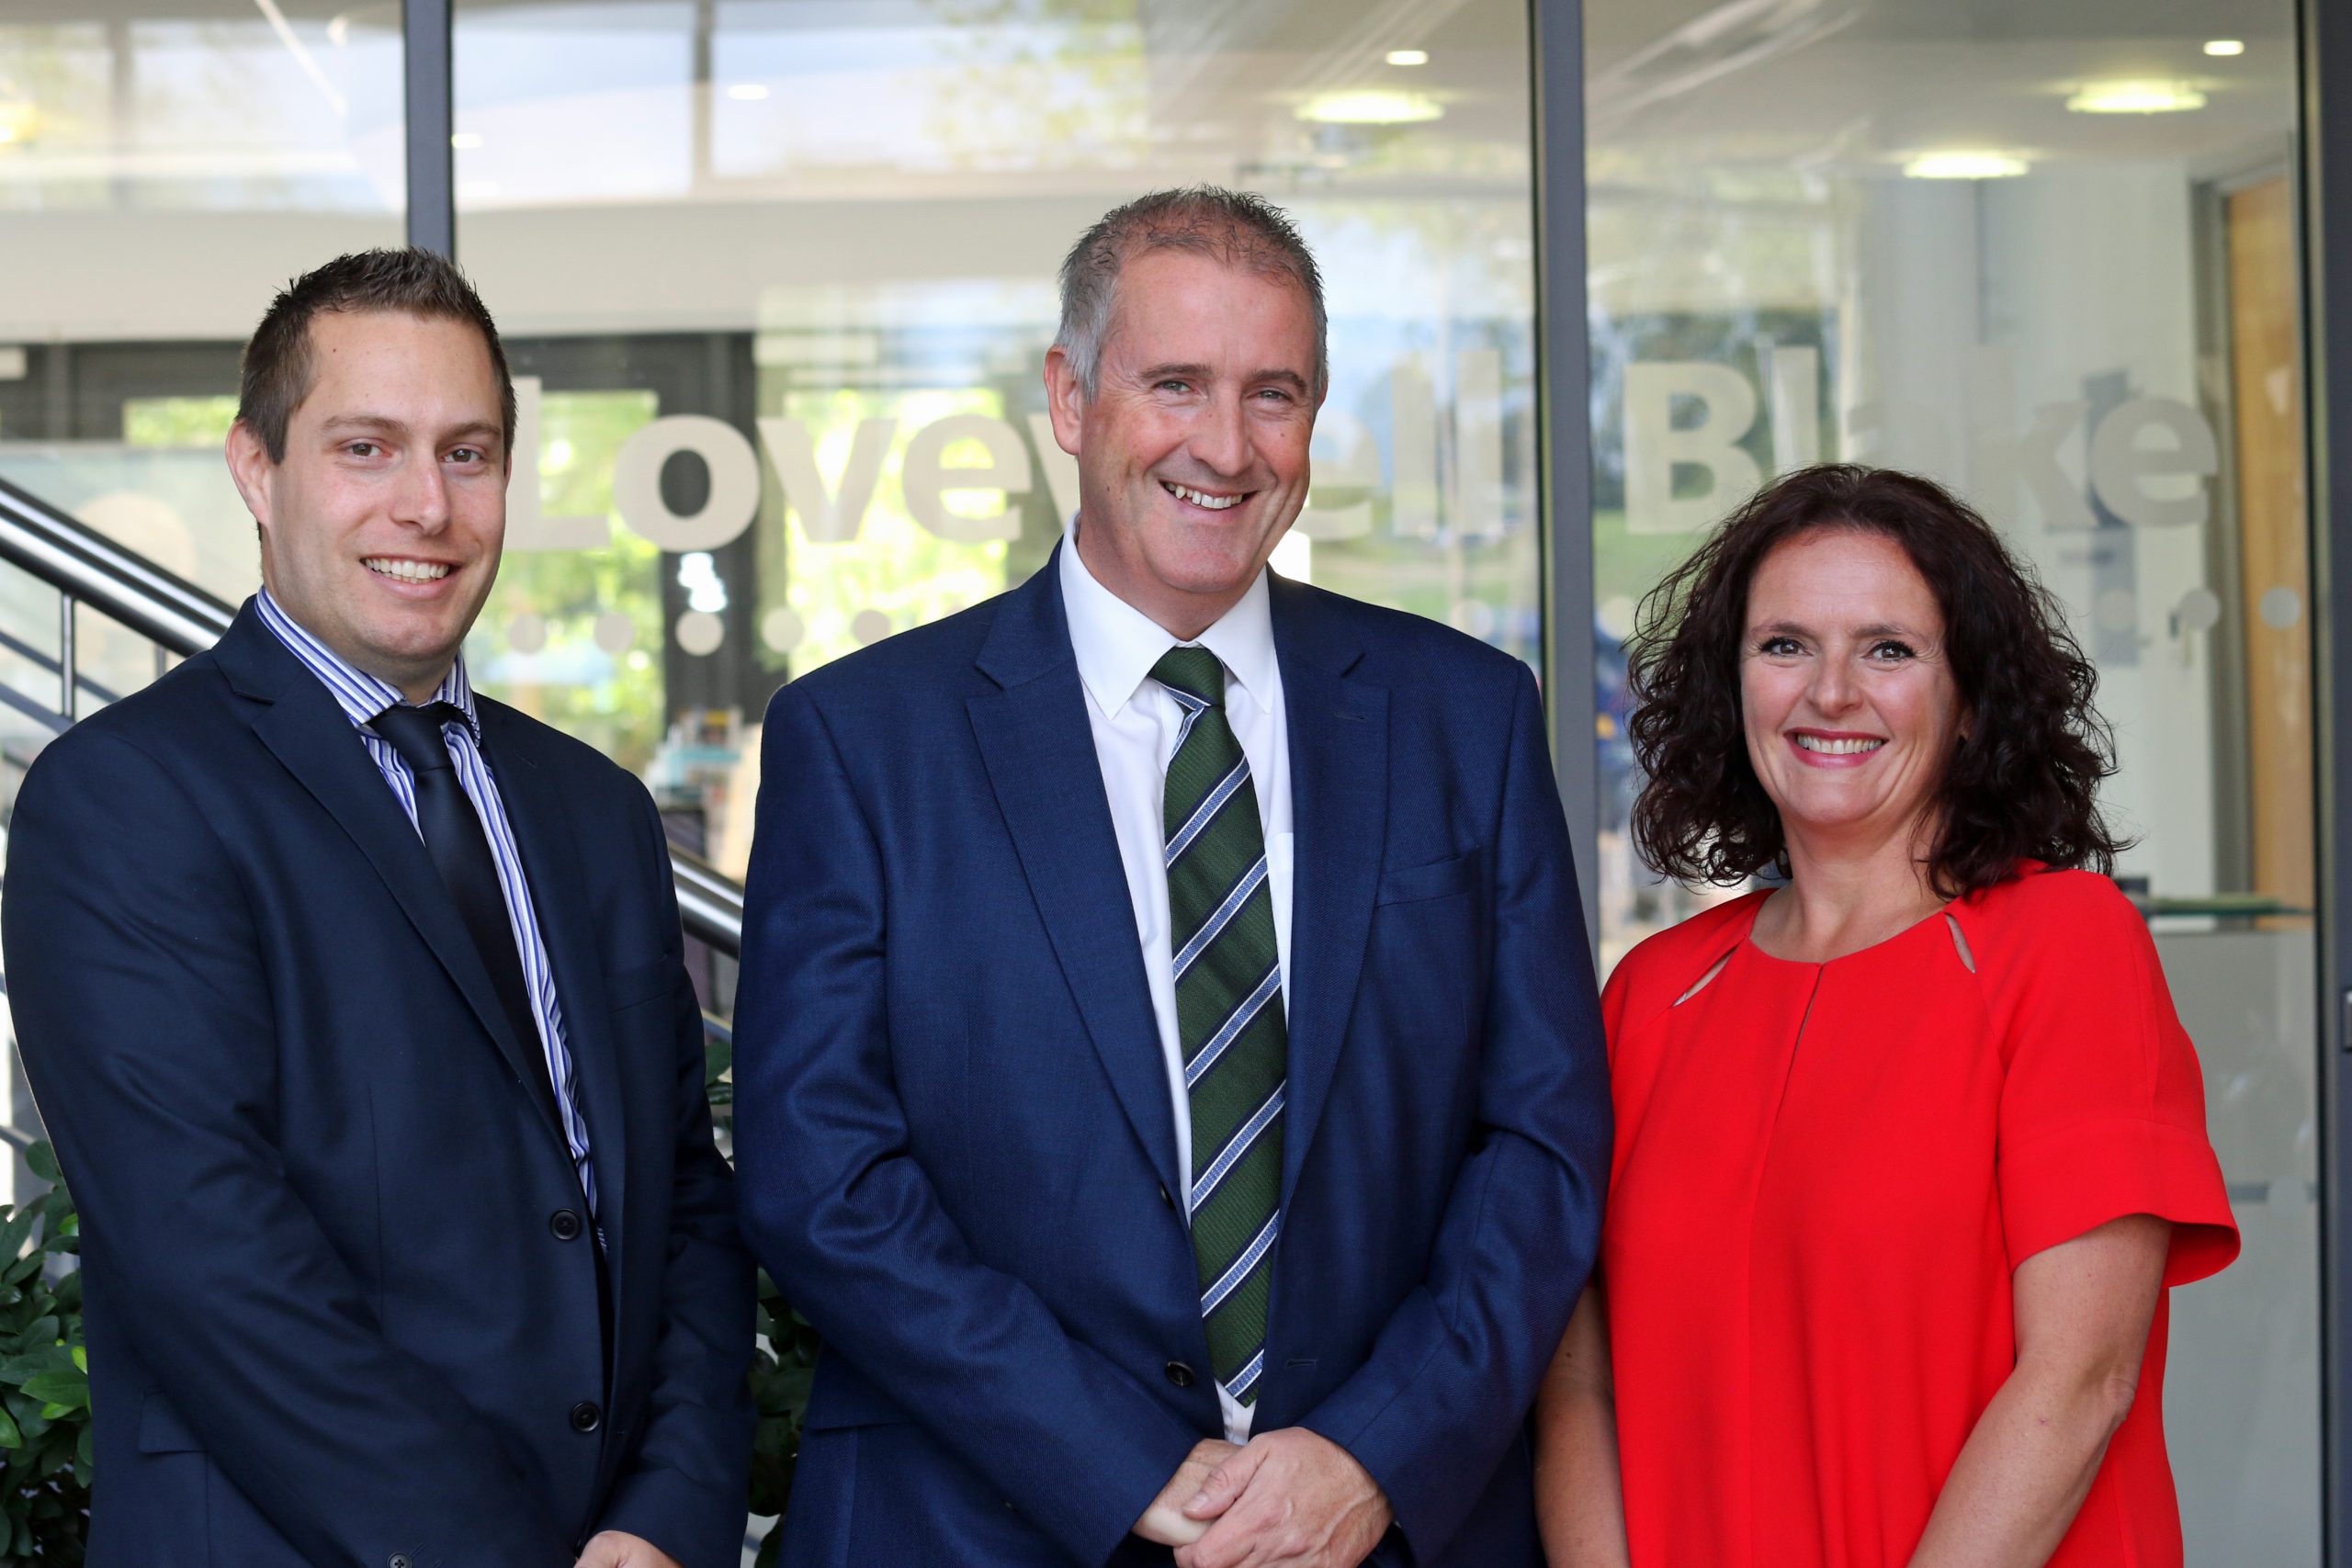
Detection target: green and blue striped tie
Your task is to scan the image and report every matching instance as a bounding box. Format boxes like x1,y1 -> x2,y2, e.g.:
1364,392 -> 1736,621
1152,646 -> 1285,1410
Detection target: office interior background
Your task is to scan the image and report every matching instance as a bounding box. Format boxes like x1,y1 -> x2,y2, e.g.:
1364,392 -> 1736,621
3,0 -> 2351,1560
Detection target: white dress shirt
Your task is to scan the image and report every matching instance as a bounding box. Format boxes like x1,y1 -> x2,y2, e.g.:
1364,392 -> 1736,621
1058,530 -> 1291,1443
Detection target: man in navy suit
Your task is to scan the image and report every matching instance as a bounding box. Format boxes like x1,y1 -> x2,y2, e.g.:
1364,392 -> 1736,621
732,187 -> 1610,1568
2,250 -> 752,1567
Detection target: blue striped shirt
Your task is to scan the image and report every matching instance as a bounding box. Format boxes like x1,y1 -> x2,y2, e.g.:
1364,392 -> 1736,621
256,590 -> 599,1223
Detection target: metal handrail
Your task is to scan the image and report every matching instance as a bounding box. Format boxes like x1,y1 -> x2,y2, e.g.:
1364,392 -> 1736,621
0,473 -> 746,956
0,476 -> 234,652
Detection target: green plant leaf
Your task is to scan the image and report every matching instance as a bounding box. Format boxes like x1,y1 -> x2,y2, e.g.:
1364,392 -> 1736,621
21,1372 -> 85,1410
0,1211 -> 36,1267
3,1347 -> 80,1383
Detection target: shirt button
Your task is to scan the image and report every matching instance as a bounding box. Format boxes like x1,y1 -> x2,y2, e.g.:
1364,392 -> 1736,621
548,1209 -> 583,1241
569,1400 -> 602,1433
1164,1360 -> 1195,1390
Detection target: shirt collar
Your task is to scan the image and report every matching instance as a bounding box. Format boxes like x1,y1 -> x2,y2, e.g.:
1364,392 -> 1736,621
255,586 -> 480,739
1057,524 -> 1276,719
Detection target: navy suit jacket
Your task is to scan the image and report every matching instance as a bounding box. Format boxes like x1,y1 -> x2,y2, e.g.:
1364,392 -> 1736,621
1,604 -> 755,1568
732,550 -> 1611,1568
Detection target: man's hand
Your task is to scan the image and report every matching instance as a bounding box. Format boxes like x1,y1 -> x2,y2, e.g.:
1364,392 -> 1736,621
1174,1427 -> 1392,1568
576,1531 -> 684,1568
1136,1438 -> 1246,1546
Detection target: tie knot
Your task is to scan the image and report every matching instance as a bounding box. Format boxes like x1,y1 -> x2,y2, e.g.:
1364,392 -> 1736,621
371,702 -> 465,773
1150,646 -> 1227,709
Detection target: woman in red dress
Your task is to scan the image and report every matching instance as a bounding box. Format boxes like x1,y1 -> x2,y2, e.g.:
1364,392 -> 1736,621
1535,466 -> 2237,1568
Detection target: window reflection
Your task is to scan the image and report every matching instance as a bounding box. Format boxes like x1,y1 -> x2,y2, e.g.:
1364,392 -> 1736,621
455,0 -> 1546,881
1585,2 -> 2315,1558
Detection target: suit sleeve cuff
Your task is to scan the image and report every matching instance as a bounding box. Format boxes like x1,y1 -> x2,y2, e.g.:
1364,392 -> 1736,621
594,1467 -> 748,1568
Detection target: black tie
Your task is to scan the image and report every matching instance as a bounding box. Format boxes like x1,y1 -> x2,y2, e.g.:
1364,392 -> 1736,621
369,702 -> 558,1121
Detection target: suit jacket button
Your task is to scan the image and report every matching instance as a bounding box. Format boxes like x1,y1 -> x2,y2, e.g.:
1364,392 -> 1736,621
1164,1360 -> 1195,1389
549,1209 -> 583,1241
569,1400 -> 602,1433
390,1557 -> 413,1568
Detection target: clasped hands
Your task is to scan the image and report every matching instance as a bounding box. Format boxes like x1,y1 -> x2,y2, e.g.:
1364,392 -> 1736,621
575,1531 -> 682,1568
1135,1428 -> 1393,1568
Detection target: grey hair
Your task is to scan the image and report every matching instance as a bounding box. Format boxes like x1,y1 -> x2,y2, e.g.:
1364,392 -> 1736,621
1053,186 -> 1329,400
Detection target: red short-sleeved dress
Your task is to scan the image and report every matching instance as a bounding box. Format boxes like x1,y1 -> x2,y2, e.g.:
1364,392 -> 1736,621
1600,866 -> 2238,1568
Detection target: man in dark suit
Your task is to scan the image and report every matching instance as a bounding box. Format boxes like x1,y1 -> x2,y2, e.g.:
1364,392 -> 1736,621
2,249 -> 752,1568
731,187 -> 1611,1568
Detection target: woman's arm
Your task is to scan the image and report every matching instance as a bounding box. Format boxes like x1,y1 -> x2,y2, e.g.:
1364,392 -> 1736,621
1906,1214 -> 2170,1568
1533,1284 -> 1634,1568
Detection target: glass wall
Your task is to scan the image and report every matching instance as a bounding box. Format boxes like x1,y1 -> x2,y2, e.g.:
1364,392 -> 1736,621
449,0 -> 1544,874
1583,0 -> 2317,1557
0,0 -> 404,606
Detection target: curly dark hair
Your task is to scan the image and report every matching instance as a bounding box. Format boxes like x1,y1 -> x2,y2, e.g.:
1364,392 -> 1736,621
1626,463 -> 2127,897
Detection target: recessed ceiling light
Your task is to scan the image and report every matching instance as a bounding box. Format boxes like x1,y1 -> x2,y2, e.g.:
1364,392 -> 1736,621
726,83 -> 771,101
1903,151 -> 2030,180
2067,79 -> 2207,114
1297,89 -> 1443,125
449,131 -> 482,150
1386,49 -> 1430,66
2204,39 -> 2245,57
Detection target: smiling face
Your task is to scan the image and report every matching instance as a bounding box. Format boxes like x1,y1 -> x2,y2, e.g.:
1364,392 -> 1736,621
1045,247 -> 1320,637
1740,527 -> 1966,856
227,309 -> 507,702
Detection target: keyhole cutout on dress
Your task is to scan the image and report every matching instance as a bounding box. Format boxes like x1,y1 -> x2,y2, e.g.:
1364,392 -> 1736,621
1944,913 -> 1976,973
1673,949 -> 1736,1007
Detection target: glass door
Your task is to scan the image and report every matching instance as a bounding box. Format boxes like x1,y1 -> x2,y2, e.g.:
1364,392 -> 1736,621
1582,1 -> 2318,1556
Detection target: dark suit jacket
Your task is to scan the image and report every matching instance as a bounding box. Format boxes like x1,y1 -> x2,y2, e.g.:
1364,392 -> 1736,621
1,603 -> 755,1568
731,549 -> 1611,1568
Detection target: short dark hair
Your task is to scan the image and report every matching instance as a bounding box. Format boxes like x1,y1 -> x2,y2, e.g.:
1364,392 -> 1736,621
1626,463 -> 2127,899
236,247 -> 515,464
1056,185 -> 1328,400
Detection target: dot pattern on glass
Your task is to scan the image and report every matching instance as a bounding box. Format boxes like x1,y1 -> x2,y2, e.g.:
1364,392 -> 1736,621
2259,586 -> 2303,629
762,606 -> 806,653
675,609 -> 726,656
851,609 -> 892,646
2175,588 -> 2222,634
507,613 -> 548,654
593,611 -> 636,655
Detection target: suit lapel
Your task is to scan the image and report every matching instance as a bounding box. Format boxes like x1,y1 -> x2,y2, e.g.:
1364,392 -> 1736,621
967,554 -> 1182,1201
215,608 -> 570,1148
477,707 -> 630,1276
1270,579 -> 1387,1208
